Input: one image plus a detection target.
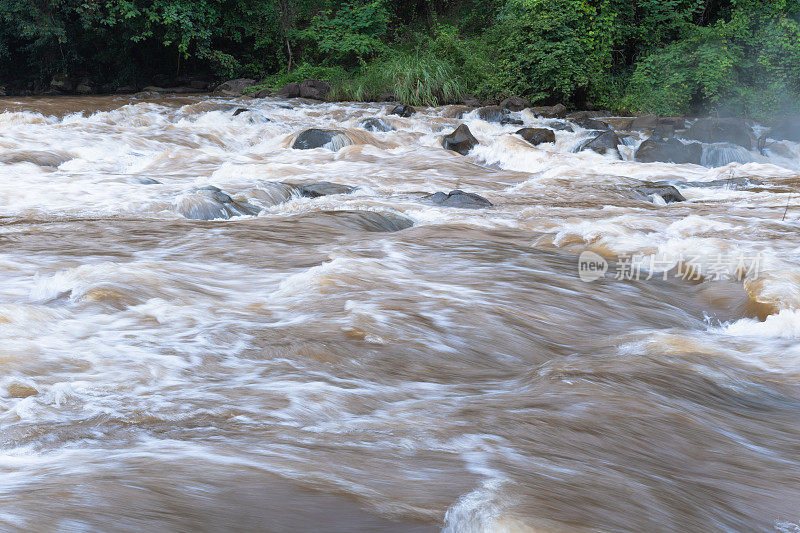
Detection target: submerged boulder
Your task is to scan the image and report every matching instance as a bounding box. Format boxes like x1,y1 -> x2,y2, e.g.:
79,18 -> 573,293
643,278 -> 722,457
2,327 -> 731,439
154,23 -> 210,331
578,130 -> 621,155
295,182 -> 357,198
500,96 -> 531,112
683,118 -> 753,149
176,186 -> 260,220
213,78 -> 255,96
299,79 -> 330,100
635,137 -> 703,165
0,150 -> 72,167
516,128 -> 556,146
426,190 -> 492,209
330,211 -> 414,232
442,124 -> 479,155
390,104 -> 416,118
360,117 -> 393,132
292,129 -> 353,151
633,183 -> 686,204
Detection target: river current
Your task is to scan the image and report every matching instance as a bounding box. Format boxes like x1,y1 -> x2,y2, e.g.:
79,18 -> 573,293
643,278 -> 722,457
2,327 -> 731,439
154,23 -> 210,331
1,95 -> 799,532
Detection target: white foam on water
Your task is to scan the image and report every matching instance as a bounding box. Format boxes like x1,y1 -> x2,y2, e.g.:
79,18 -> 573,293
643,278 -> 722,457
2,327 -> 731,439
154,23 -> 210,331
717,309 -> 800,339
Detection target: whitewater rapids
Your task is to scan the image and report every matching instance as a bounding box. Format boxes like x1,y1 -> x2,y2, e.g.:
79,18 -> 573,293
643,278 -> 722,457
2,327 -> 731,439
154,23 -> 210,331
1,95 -> 799,532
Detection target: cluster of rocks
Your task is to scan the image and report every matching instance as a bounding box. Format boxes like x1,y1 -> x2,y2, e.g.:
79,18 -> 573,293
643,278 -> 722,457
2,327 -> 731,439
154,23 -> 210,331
35,73 -> 212,96
174,179 -> 492,227
434,100 -> 799,165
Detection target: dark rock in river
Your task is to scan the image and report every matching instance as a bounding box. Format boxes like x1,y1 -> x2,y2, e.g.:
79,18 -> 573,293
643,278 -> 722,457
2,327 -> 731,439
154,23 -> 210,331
176,186 -> 260,220
277,82 -> 301,98
232,108 -> 249,117
635,137 -> 703,165
517,128 -> 556,146
426,190 -> 492,209
578,130 -> 621,155
768,118 -> 800,142
500,96 -> 531,112
530,104 -> 567,118
360,117 -> 393,132
390,104 -> 416,118
477,106 -> 506,123
683,118 -> 753,149
572,118 -> 610,130
442,124 -> 479,155
292,129 -> 353,151
333,211 -> 414,232
442,106 -> 471,119
477,106 -> 522,125
548,121 -> 574,132
213,78 -> 255,96
633,183 -> 686,204
295,182 -> 357,198
299,79 -> 330,100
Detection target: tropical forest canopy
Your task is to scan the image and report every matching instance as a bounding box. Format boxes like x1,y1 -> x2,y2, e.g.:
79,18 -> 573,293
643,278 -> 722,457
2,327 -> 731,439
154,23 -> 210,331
1,0 -> 799,117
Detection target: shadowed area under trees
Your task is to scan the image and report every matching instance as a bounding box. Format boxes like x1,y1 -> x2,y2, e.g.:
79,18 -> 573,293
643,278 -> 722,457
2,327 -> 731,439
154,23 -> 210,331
1,0 -> 799,118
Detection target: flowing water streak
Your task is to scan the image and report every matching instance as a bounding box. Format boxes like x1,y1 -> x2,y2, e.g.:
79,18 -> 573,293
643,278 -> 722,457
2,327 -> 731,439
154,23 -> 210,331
0,95 -> 800,532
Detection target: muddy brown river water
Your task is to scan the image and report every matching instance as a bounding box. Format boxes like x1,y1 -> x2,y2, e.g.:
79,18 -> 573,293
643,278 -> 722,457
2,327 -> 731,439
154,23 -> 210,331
1,95 -> 800,532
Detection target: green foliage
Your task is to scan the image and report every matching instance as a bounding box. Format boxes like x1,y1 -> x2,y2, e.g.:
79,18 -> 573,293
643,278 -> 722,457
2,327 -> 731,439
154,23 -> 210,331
1,0 -> 800,119
246,63 -> 349,93
491,0 -> 617,103
299,1 -> 390,66
623,3 -> 800,118
336,51 -> 465,106
623,23 -> 743,115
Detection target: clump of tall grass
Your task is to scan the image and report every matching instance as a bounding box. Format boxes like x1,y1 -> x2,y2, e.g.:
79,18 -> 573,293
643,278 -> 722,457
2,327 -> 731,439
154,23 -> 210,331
333,52 -> 466,106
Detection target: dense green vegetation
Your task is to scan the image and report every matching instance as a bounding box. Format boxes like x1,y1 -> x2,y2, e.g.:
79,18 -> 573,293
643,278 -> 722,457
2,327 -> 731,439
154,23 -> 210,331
1,0 -> 799,117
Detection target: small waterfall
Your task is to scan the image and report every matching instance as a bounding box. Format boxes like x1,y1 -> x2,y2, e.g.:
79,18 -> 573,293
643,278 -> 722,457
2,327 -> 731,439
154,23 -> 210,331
701,143 -> 757,167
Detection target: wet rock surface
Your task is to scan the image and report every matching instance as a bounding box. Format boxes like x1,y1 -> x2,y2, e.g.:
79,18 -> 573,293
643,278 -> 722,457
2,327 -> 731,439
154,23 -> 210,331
442,124 -> 479,155
294,182 -> 357,198
292,129 -> 353,151
360,117 -> 393,132
516,128 -> 556,146
635,138 -> 703,165
633,183 -> 687,204
578,130 -> 621,155
176,185 -> 260,220
425,190 -> 493,209
390,104 -> 416,118
683,118 -> 754,149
